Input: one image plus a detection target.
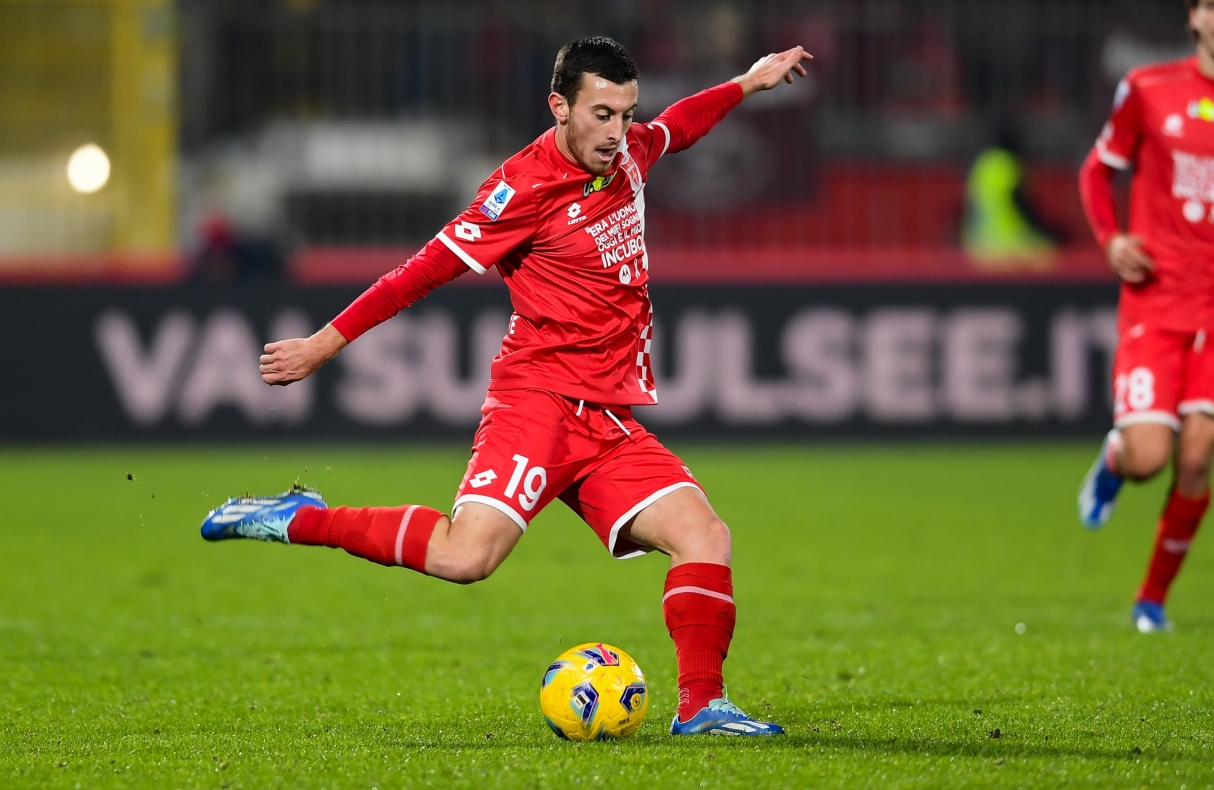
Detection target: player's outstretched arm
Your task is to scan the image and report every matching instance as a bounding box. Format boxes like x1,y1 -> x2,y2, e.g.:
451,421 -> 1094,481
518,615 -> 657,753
260,324 -> 347,386
650,46 -> 812,158
259,239 -> 469,386
731,46 -> 813,98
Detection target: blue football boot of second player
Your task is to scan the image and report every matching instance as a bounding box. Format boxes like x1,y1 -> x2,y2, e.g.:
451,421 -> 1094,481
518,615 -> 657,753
670,693 -> 785,736
1078,429 -> 1124,530
1132,600 -> 1173,633
200,485 -> 325,543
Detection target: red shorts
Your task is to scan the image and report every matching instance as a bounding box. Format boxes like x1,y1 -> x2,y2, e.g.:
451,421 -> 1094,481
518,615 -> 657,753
453,389 -> 701,559
1113,323 -> 1214,430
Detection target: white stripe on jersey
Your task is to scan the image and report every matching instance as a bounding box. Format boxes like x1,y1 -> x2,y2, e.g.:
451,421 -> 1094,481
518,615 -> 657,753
436,230 -> 488,274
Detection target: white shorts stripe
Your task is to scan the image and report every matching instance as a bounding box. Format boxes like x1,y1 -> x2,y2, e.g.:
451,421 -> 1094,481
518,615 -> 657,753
393,504 -> 420,566
1114,410 -> 1181,431
662,585 -> 735,605
1178,399 -> 1214,417
453,494 -> 528,532
607,481 -> 700,559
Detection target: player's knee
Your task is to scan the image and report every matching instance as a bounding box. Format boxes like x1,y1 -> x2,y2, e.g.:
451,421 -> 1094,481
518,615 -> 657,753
429,546 -> 498,585
685,515 -> 731,565
1119,441 -> 1170,481
1176,449 -> 1212,490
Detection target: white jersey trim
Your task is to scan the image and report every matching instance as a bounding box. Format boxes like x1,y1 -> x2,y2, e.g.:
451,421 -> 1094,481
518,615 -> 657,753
1096,140 -> 1131,171
607,481 -> 700,560
454,494 -> 527,531
652,121 -> 671,158
436,230 -> 488,274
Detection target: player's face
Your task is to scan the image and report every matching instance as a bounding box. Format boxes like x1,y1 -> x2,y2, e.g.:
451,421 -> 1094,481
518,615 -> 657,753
1193,0 -> 1214,53
552,73 -> 638,176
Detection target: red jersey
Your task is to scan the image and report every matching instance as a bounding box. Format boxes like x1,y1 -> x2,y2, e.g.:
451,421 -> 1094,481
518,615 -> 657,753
332,81 -> 744,405
1095,57 -> 1214,331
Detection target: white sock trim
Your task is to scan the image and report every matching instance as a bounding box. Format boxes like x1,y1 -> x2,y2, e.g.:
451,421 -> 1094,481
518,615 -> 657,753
393,504 -> 420,566
662,585 -> 735,605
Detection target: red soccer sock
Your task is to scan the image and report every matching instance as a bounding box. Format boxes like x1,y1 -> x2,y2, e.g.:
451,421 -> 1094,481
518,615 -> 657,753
663,562 -> 735,722
1136,489 -> 1209,604
287,504 -> 444,574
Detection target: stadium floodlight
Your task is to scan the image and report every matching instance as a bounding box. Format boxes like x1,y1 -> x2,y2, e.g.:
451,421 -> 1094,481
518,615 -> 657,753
67,144 -> 111,194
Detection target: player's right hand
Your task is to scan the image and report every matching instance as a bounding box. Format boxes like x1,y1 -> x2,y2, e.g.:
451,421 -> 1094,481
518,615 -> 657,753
260,323 -> 348,386
1106,234 -> 1155,284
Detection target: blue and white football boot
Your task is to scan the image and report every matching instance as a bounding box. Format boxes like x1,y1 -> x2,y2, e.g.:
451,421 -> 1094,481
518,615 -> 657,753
1131,600 -> 1173,633
1078,429 -> 1124,530
200,485 -> 325,543
670,693 -> 785,736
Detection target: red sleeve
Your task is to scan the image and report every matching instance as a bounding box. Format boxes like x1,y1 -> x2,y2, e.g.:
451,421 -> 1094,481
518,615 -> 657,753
329,238 -> 468,342
646,81 -> 745,159
433,172 -> 537,274
1079,147 -> 1120,251
1095,76 -> 1143,170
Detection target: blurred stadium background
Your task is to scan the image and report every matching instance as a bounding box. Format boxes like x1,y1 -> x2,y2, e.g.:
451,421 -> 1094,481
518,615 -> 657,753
0,0 -> 1195,441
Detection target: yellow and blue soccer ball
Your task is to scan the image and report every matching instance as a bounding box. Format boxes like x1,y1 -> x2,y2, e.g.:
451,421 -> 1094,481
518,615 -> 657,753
539,643 -> 648,740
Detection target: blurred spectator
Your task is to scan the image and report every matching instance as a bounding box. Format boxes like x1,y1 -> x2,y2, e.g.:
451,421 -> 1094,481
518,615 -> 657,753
962,127 -> 1062,269
190,213 -> 284,285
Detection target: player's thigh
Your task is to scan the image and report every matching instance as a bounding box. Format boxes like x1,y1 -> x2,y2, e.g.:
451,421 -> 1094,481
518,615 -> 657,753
1113,325 -> 1184,432
453,390 -> 585,532
1176,413 -> 1214,479
560,427 -> 711,560
1119,422 -> 1174,480
1113,326 -> 1184,477
425,501 -> 524,582
624,485 -> 730,565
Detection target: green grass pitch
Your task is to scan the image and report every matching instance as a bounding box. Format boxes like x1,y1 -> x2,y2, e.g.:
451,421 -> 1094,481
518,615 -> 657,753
2,443 -> 1213,789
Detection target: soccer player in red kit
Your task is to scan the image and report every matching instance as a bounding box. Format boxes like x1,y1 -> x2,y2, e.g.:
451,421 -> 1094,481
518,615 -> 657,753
201,37 -> 812,735
1078,0 -> 1214,632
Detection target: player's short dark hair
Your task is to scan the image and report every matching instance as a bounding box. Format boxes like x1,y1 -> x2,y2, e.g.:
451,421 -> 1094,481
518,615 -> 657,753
551,37 -> 639,106
1192,0 -> 1202,42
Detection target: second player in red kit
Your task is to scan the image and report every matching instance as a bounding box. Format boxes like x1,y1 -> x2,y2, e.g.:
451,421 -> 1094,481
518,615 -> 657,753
200,37 -> 813,735
1078,0 -> 1214,632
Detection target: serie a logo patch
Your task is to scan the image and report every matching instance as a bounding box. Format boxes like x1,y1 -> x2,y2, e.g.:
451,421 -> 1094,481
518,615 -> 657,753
480,181 -> 516,221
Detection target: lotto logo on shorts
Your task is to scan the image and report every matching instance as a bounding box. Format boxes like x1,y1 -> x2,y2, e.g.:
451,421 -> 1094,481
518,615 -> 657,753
1115,367 -> 1156,415
469,470 -> 497,488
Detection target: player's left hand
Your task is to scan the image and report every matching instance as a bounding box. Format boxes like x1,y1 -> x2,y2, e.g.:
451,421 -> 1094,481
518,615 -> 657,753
259,323 -> 348,386
733,46 -> 813,98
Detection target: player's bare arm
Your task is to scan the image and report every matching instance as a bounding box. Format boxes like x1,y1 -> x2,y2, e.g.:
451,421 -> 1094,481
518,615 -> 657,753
1106,233 -> 1155,284
732,46 -> 812,97
260,323 -> 347,386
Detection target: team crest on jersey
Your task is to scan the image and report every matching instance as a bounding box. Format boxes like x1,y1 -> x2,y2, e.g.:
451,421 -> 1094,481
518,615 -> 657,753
583,172 -> 616,197
1189,98 -> 1214,123
480,181 -> 516,221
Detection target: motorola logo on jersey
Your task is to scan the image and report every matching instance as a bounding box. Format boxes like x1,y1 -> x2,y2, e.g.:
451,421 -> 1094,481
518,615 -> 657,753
1188,97 -> 1214,122
454,221 -> 482,242
583,172 -> 616,197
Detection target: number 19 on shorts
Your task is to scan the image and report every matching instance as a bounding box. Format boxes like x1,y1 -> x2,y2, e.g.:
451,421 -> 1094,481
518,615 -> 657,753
506,454 -> 548,512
